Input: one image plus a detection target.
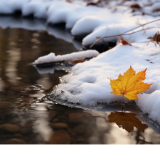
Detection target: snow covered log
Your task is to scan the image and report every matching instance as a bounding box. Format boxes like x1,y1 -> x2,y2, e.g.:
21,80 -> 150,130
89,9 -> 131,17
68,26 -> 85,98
33,50 -> 99,65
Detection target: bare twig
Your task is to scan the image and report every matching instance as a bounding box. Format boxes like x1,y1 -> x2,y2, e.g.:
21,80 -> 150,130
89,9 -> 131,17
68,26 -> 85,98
90,18 -> 160,47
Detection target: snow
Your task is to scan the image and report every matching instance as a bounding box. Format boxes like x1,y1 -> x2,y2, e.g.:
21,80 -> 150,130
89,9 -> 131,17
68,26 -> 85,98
52,42 -> 160,123
34,50 -> 99,64
34,53 -> 56,64
137,91 -> 160,123
0,0 -> 160,123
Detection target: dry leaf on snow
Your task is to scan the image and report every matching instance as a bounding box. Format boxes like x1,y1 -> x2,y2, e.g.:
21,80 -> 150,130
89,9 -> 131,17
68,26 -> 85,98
67,58 -> 85,64
130,4 -> 141,9
119,36 -> 132,46
66,0 -> 71,3
110,66 -> 152,100
147,31 -> 160,46
87,0 -> 101,6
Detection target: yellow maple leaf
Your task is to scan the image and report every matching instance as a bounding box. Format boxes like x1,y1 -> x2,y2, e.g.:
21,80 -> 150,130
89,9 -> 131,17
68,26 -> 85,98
110,66 -> 152,100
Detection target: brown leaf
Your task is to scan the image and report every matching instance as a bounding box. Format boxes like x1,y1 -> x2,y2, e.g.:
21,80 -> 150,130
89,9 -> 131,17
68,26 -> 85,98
120,36 -> 132,46
87,0 -> 101,6
66,0 -> 71,3
67,58 -> 85,64
153,8 -> 160,12
147,32 -> 160,46
108,112 -> 148,133
130,4 -> 141,9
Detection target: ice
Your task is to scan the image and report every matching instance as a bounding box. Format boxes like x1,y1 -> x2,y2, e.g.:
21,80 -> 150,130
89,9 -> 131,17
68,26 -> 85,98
34,50 -> 99,64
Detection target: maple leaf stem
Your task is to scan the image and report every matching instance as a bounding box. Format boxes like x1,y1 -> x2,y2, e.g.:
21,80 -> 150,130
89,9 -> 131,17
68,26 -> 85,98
121,94 -> 125,112
122,94 -> 124,105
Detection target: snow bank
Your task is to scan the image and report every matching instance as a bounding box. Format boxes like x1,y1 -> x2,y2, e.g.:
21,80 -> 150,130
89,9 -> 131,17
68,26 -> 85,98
137,91 -> 160,123
1,0 -> 160,47
52,42 -> 160,123
34,50 -> 99,64
1,0 -> 160,123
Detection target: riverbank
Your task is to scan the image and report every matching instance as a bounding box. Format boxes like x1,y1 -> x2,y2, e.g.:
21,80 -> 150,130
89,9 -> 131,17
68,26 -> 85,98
1,0 -> 160,126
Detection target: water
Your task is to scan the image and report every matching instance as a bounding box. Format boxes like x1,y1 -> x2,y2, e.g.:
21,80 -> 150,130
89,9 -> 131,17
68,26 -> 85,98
0,17 -> 160,144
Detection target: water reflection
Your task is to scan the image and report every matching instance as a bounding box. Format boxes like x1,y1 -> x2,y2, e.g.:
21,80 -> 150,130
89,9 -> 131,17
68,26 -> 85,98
0,16 -> 82,50
34,64 -> 72,74
0,17 -> 160,144
0,20 -> 79,144
108,112 -> 148,132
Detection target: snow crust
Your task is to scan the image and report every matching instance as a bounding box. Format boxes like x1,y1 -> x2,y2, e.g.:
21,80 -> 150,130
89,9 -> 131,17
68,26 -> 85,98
34,50 -> 99,64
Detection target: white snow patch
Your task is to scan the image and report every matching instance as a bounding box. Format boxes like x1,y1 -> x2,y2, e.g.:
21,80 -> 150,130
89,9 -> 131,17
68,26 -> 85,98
34,53 -> 56,64
137,91 -> 160,123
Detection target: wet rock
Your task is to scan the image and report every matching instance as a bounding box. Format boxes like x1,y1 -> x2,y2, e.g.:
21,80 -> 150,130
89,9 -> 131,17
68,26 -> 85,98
48,111 -> 58,121
8,91 -> 15,96
50,123 -> 68,129
75,137 -> 88,144
51,104 -> 67,111
56,114 -> 68,122
13,134 -> 22,138
73,124 -> 87,135
19,128 -> 32,135
52,118 -> 59,123
10,86 -> 22,92
1,101 -> 11,107
73,124 -> 93,137
63,108 -> 83,115
0,124 -> 19,133
69,113 -> 95,124
3,138 -> 27,144
66,128 -> 77,138
49,130 -> 70,144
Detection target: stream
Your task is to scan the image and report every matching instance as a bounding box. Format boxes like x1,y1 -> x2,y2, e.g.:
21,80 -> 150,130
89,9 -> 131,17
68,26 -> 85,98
0,17 -> 160,144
